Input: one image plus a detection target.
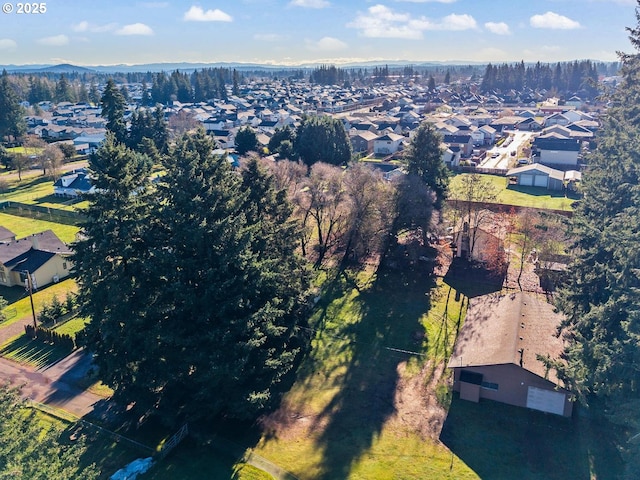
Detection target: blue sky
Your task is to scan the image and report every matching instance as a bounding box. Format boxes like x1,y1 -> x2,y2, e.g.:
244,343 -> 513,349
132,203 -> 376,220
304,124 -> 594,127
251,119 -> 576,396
0,0 -> 637,66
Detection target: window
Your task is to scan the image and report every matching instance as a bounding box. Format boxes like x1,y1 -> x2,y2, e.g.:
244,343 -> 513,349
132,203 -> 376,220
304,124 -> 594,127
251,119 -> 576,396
63,262 -> 68,270
481,381 -> 499,391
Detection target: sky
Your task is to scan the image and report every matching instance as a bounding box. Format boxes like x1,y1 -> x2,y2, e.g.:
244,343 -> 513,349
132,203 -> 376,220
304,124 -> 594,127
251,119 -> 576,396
0,0 -> 637,66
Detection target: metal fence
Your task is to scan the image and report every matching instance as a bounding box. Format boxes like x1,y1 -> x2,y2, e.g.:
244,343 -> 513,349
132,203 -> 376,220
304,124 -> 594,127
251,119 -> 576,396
0,201 -> 85,223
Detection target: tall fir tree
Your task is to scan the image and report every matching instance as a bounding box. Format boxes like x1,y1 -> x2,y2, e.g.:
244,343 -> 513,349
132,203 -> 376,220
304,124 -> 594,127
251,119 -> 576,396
75,130 -> 310,426
100,78 -> 127,144
0,70 -> 26,141
402,120 -> 449,208
555,2 -> 640,475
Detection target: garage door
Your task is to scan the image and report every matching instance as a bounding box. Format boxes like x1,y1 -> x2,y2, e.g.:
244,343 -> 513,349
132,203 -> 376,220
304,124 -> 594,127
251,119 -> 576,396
534,175 -> 549,188
526,386 -> 565,415
520,174 -> 533,186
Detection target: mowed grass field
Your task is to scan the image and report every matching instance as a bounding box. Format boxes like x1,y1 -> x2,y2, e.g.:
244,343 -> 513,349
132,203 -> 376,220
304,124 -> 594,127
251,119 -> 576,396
449,173 -> 580,211
239,269 -> 478,480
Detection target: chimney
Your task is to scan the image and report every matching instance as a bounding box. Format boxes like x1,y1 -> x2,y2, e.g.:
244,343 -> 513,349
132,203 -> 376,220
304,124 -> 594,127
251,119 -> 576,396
31,234 -> 40,250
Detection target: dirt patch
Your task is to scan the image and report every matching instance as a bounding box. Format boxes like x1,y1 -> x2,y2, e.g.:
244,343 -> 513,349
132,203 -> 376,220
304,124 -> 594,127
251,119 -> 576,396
259,360 -> 449,444
391,360 -> 448,440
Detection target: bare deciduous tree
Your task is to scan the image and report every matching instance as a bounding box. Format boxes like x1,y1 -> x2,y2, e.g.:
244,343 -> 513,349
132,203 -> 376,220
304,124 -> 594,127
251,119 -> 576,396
449,173 -> 498,259
341,163 -> 395,266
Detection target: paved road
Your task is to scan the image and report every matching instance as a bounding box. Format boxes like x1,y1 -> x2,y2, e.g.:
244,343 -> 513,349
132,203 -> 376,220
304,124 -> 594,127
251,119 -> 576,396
0,349 -> 107,417
0,313 -> 109,419
480,130 -> 535,169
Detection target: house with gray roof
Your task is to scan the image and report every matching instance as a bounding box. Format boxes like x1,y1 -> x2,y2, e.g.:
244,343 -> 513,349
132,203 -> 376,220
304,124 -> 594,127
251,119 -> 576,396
506,164 -> 566,190
448,292 -> 573,417
0,230 -> 73,289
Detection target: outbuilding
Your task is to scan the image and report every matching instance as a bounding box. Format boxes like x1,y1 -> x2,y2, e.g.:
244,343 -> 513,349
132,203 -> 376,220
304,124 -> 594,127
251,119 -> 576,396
506,164 -> 565,190
448,293 -> 573,417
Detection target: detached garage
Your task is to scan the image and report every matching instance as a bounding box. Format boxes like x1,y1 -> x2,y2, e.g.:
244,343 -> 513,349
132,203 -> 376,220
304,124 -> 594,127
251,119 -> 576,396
448,293 -> 573,417
507,164 -> 565,191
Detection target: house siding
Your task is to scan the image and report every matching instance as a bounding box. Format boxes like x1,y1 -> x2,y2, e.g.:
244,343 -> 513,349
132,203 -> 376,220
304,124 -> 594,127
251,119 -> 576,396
452,364 -> 573,417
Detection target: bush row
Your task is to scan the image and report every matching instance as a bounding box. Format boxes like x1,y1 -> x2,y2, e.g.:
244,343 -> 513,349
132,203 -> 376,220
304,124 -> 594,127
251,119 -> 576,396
24,324 -> 76,350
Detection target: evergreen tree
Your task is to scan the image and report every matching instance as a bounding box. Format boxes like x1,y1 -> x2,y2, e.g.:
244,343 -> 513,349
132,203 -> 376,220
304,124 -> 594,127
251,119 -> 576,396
294,115 -> 351,166
235,126 -> 258,154
555,3 -> 640,475
402,121 -> 449,208
267,126 -> 294,154
0,70 -> 26,141
428,75 -> 436,92
88,82 -> 100,105
0,386 -> 98,479
100,79 -> 127,144
75,130 -> 310,426
54,74 -> 75,103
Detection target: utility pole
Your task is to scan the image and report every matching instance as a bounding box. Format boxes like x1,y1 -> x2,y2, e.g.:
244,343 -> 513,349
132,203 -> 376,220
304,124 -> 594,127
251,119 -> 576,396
24,270 -> 37,336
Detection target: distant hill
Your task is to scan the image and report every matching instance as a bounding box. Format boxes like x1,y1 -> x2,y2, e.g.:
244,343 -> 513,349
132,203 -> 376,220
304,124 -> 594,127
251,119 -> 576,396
1,60 -> 489,75
2,63 -> 96,74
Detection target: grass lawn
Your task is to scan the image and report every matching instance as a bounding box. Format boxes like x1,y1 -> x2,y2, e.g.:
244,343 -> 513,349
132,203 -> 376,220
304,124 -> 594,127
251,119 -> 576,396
449,173 -> 580,211
0,333 -> 73,368
246,267 -> 477,480
440,396 -> 624,480
0,211 -> 80,243
0,278 -> 78,328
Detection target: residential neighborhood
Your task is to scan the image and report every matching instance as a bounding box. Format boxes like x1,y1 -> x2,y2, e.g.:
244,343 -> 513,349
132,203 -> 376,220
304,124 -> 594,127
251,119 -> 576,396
0,20 -> 638,477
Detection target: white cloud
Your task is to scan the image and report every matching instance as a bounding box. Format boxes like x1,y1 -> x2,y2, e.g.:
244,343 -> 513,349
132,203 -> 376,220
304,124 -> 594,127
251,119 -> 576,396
306,36 -> 348,51
485,21 -> 511,35
395,0 -> 457,3
530,12 -> 581,30
72,21 -> 117,33
0,39 -> 17,50
347,5 -> 477,39
115,23 -> 154,35
184,6 -> 233,21
253,33 -> 288,42
440,14 -> 477,31
37,35 -> 70,46
289,0 -> 330,8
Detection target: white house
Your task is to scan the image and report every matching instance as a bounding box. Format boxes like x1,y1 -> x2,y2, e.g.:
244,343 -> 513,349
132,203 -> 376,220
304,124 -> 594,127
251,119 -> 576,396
374,133 -> 404,155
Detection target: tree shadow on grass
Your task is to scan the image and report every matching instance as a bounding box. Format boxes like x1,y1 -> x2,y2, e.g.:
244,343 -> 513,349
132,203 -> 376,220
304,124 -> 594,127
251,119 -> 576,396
440,395 -> 624,480
0,334 -> 72,368
310,264 -> 438,480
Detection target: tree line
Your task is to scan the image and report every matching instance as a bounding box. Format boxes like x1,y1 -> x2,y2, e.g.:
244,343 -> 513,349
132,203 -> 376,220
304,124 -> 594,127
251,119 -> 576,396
480,60 -> 602,98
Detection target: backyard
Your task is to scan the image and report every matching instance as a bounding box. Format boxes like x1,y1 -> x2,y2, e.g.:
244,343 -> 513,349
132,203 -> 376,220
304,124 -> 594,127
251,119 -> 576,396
449,173 -> 580,211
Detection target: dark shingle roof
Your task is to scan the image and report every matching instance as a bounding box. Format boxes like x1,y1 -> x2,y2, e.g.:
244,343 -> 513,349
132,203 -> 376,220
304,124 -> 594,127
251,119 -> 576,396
447,293 -> 566,384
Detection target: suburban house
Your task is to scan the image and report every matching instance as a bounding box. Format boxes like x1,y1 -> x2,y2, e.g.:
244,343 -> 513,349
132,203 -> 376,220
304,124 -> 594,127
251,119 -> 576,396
373,133 -> 404,155
0,230 -> 73,289
443,134 -> 474,157
454,224 -> 505,266
532,137 -> 581,167
53,169 -> 95,197
448,292 -> 573,417
506,164 -> 566,190
350,131 -> 378,154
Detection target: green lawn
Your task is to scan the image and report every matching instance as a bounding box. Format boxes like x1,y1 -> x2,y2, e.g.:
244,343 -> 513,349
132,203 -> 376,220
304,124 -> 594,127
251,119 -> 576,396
0,211 -> 80,243
0,333 -> 73,368
0,278 -> 78,328
449,173 -> 580,211
246,268 -> 477,480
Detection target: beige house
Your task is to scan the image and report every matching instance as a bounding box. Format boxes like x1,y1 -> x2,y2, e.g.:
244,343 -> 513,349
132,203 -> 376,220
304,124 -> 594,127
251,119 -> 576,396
448,293 -> 573,417
0,230 -> 73,289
